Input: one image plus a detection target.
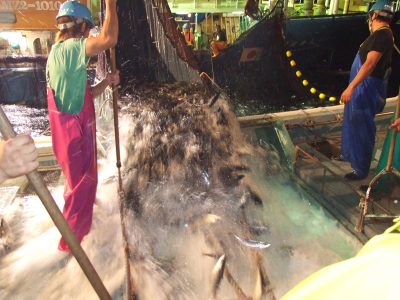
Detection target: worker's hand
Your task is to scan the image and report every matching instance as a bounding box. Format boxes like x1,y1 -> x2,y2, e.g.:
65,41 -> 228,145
340,85 -> 355,103
0,133 -> 39,183
106,70 -> 120,87
390,118 -> 400,132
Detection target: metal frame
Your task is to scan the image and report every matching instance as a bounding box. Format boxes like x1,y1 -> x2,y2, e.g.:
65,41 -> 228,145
355,97 -> 400,233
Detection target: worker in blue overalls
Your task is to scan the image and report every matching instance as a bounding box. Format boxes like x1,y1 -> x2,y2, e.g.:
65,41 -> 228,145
340,0 -> 394,180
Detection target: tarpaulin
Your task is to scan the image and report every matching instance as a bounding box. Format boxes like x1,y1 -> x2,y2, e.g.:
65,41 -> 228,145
282,220 -> 400,300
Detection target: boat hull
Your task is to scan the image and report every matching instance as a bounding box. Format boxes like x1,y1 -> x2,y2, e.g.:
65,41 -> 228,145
205,12 -> 400,111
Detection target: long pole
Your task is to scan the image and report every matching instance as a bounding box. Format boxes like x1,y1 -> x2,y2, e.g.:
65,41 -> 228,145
0,106 -> 111,300
109,47 -> 135,300
386,96 -> 400,171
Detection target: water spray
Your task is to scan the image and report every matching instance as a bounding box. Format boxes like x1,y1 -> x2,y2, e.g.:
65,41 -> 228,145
109,46 -> 137,299
0,106 -> 112,300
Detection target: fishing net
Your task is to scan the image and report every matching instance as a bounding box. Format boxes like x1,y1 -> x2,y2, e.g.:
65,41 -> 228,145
115,0 -> 400,114
143,0 -> 201,81
115,0 -> 309,113
116,0 -> 201,91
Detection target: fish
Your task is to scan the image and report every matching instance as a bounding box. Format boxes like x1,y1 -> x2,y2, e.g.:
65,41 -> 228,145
187,214 -> 222,233
210,254 -> 226,299
0,218 -> 7,239
0,218 -> 12,256
234,235 -> 271,249
249,225 -> 270,236
253,266 -> 263,300
201,170 -> 211,186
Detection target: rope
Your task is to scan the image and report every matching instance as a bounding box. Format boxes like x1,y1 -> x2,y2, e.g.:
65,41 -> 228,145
109,47 -> 136,300
285,50 -> 338,103
394,43 -> 400,56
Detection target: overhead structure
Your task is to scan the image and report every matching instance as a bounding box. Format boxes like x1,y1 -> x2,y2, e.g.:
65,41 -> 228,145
0,0 -> 91,30
168,0 -> 247,13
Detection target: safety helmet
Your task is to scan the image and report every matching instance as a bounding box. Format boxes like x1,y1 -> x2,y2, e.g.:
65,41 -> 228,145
56,0 -> 95,29
369,0 -> 395,18
183,23 -> 191,29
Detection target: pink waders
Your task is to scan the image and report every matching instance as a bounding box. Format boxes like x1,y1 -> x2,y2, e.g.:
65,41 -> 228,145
47,82 -> 98,252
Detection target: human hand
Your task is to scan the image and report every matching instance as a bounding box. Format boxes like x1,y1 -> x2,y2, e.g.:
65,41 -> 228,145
340,85 -> 354,104
390,118 -> 400,132
0,133 -> 39,183
106,70 -> 120,87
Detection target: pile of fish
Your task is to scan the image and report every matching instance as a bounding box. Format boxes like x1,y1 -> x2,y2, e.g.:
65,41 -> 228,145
116,82 -> 276,299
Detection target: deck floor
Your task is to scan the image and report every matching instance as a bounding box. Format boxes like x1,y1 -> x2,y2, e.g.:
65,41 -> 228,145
293,135 -> 400,243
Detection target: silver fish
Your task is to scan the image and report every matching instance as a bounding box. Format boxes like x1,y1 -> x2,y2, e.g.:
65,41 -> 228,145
253,266 -> 264,300
210,254 -> 226,299
201,170 -> 211,186
0,218 -> 12,255
234,235 -> 271,249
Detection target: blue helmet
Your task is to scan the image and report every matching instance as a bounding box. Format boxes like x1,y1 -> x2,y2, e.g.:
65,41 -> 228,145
369,0 -> 394,17
56,0 -> 95,29
183,23 -> 191,29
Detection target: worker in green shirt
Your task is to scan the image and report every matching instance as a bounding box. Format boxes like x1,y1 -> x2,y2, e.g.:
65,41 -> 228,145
46,0 -> 119,252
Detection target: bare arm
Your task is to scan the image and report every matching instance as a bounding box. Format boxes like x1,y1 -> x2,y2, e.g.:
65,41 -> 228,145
85,0 -> 118,57
341,50 -> 382,103
391,118 -> 400,131
91,70 -> 120,97
0,134 -> 39,183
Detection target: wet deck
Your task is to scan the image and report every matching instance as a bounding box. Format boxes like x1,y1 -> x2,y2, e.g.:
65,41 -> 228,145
293,142 -> 397,243
239,98 -> 400,244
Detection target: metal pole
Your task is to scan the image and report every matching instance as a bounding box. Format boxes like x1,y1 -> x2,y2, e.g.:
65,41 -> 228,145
333,0 -> 339,14
329,0 -> 339,14
205,13 -> 208,35
325,0 -> 330,10
303,0 -> 314,16
343,0 -> 350,14
0,106 -> 112,300
386,97 -> 400,172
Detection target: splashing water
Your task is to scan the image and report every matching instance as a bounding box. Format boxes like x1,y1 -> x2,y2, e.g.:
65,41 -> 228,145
0,82 -> 361,299
1,104 -> 49,137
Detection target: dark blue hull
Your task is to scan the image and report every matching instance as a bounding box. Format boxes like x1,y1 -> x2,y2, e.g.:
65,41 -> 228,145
203,12 -> 400,111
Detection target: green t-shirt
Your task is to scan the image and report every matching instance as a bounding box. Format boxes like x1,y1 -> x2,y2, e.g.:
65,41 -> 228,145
46,38 -> 90,114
